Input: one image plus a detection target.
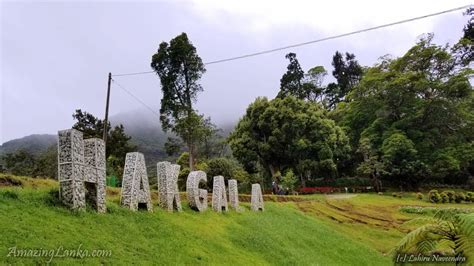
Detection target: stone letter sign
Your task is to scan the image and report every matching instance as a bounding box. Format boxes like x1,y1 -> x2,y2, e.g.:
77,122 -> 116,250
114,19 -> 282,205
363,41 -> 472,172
58,129 -> 106,213
120,152 -> 152,211
228,179 -> 240,211
251,184 -> 264,211
186,171 -> 208,212
212,176 -> 228,212
157,161 -> 182,212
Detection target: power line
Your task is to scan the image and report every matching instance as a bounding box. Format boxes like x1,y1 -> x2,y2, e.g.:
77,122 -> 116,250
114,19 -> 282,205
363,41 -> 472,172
111,78 -> 161,118
112,4 -> 472,77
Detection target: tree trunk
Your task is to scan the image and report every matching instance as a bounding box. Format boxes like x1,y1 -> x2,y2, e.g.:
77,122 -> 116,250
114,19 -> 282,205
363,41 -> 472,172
188,141 -> 195,171
300,175 -> 306,188
269,164 -> 281,183
371,174 -> 381,192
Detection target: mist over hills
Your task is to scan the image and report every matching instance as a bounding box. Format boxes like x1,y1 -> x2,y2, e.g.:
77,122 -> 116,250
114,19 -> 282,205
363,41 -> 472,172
1,108 -> 237,167
0,134 -> 57,156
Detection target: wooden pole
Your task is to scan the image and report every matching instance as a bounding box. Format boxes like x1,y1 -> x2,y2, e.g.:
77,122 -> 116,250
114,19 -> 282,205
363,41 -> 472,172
103,72 -> 112,144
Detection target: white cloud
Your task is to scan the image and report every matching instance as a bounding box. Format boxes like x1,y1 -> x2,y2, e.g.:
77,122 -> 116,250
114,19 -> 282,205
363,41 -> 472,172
188,0 -> 471,37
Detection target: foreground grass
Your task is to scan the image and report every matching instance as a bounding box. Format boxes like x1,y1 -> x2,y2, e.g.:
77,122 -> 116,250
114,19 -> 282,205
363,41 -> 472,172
0,185 -> 389,265
295,193 -> 474,255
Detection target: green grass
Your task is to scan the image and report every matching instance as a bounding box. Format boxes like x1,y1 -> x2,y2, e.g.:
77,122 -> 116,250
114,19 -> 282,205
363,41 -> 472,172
0,184 -> 389,265
295,192 -> 474,256
1,174 -> 472,265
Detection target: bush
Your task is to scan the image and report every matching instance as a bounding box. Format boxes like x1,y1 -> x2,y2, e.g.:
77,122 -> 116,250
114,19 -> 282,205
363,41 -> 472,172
466,192 -> 474,202
440,192 -> 449,203
454,192 -> 466,203
44,188 -> 61,207
416,192 -> 423,200
429,190 -> 441,203
0,190 -> 19,200
392,192 -> 398,197
444,191 -> 455,203
281,170 -> 298,192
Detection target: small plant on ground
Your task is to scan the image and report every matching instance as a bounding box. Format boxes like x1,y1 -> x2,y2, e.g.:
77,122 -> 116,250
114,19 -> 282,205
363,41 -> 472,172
467,192 -> 474,202
429,190 -> 441,203
444,190 -> 455,203
416,192 -> 423,200
281,169 -> 297,194
440,192 -> 449,203
0,189 -> 19,200
455,192 -> 466,203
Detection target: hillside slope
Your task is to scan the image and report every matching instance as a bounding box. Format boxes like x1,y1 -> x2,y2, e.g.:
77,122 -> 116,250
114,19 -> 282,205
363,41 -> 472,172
0,134 -> 56,156
0,177 -> 389,265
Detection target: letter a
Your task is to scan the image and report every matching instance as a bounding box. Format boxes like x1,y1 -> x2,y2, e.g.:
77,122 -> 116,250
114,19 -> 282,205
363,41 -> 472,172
212,176 -> 228,212
120,152 -> 152,211
228,179 -> 241,211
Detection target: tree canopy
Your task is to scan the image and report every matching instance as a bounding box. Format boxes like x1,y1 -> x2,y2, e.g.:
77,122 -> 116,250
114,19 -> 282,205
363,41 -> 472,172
229,96 -> 350,184
336,34 -> 473,189
151,33 -> 209,170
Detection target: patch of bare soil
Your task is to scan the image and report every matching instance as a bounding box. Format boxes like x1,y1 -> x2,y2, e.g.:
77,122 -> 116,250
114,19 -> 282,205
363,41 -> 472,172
325,194 -> 358,199
0,175 -> 23,187
296,199 -> 408,232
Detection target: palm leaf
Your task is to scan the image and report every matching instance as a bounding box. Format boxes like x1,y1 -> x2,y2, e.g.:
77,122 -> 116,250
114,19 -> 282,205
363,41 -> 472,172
393,223 -> 441,253
455,213 -> 474,259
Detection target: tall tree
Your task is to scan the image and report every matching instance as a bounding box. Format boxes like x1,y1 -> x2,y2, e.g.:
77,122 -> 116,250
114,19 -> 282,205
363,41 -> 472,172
325,51 -> 363,108
453,7 -> 473,66
229,96 -> 350,185
303,66 -> 327,102
277,53 -> 305,99
339,34 -> 473,188
356,138 -> 383,192
151,33 -> 207,170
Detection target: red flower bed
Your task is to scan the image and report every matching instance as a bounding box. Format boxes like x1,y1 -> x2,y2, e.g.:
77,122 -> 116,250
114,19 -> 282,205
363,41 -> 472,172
299,186 -> 335,194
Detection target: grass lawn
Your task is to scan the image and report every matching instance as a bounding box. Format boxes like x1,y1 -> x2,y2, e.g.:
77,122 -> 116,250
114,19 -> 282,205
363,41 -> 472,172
0,174 -> 472,265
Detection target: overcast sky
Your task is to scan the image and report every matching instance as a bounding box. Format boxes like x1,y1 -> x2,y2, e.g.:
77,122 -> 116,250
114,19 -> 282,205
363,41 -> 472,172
1,0 -> 472,143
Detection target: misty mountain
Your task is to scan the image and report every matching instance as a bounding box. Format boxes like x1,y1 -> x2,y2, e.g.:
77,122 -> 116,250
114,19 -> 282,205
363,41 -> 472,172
1,109 -> 237,169
110,108 -> 237,166
0,134 -> 57,156
110,109 -> 169,167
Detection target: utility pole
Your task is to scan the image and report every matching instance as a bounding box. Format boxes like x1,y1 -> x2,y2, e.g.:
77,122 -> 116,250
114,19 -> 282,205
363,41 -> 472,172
103,72 -> 112,144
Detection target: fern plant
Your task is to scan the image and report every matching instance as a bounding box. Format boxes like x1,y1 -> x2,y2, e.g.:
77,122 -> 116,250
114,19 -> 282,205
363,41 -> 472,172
394,209 -> 474,261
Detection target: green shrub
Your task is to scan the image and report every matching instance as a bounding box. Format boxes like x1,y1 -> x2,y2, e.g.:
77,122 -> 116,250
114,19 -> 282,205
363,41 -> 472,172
440,192 -> 449,203
444,190 -> 455,203
466,192 -> 474,202
281,169 -> 297,192
44,188 -> 61,207
0,190 -> 19,200
429,190 -> 441,203
416,192 -> 423,200
454,192 -> 466,203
